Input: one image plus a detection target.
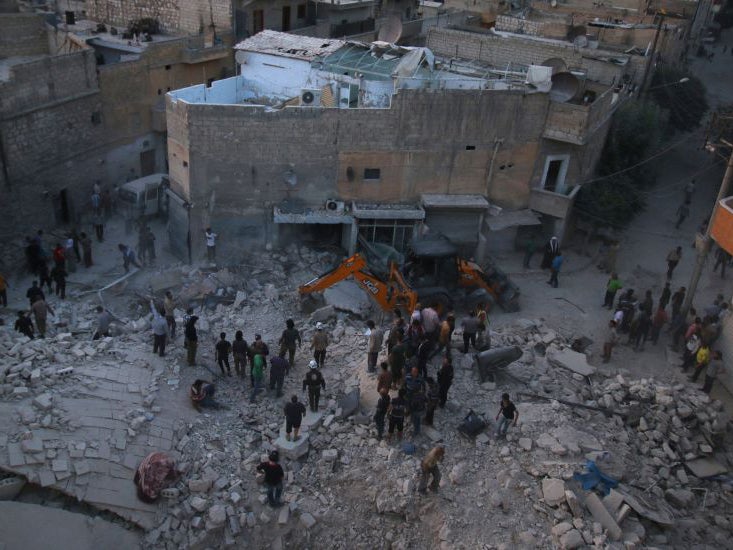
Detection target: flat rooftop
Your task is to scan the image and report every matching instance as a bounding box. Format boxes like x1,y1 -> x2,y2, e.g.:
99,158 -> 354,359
235,30 -> 345,61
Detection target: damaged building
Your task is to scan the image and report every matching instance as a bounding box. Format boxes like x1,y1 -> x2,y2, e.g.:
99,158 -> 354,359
165,29 -> 630,262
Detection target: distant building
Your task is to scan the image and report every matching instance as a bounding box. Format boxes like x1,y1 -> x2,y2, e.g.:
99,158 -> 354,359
165,30 -> 627,262
0,9 -> 232,234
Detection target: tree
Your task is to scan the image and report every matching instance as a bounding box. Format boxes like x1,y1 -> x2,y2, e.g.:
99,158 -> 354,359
649,67 -> 708,132
575,101 -> 666,229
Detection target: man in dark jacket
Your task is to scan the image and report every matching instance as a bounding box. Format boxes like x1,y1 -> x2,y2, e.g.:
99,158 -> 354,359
437,356 -> 454,408
284,395 -> 306,441
184,314 -> 199,366
303,360 -> 326,412
374,387 -> 390,440
256,451 -> 284,507
232,331 -> 249,378
279,319 -> 301,369
270,354 -> 288,397
424,377 -> 440,426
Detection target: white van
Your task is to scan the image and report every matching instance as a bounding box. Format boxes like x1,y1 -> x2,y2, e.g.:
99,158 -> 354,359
118,174 -> 169,220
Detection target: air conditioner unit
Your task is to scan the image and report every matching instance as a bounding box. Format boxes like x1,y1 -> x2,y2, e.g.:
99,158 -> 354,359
300,89 -> 322,106
325,199 -> 345,213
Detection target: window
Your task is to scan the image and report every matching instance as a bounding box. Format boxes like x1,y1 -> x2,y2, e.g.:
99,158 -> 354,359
465,145 -> 476,150
165,64 -> 171,70
358,219 -> 415,252
183,161 -> 189,168
253,9 -> 264,33
297,3 -> 306,19
363,168 -> 381,181
91,111 -> 102,125
541,155 -> 569,193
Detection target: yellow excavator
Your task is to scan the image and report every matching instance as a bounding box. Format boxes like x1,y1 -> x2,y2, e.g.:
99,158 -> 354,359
298,236 -> 520,314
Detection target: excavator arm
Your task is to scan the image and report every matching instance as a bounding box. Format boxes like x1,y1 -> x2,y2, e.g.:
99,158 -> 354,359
299,253 -> 417,314
457,258 -> 520,312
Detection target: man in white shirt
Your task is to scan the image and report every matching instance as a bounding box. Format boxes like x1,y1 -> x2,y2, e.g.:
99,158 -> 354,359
205,227 -> 217,263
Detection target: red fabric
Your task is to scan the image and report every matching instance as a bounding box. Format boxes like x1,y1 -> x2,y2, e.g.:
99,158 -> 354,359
134,452 -> 176,502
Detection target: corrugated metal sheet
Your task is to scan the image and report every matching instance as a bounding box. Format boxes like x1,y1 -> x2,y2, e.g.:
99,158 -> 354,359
234,30 -> 345,61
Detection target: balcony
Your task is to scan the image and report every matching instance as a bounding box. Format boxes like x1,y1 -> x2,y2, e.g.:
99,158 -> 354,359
543,85 -> 620,145
711,196 -> 733,255
529,185 -> 580,219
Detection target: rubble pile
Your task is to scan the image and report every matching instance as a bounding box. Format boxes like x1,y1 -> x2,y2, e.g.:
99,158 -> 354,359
0,246 -> 731,549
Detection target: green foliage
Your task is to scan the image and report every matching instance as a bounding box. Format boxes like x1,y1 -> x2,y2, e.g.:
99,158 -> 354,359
575,101 -> 666,229
650,67 -> 708,132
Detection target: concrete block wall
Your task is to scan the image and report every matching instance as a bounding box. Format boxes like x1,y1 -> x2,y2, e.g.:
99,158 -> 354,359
426,27 -> 631,85
0,13 -> 49,58
168,87 -> 557,258
0,49 -> 98,113
85,0 -> 231,35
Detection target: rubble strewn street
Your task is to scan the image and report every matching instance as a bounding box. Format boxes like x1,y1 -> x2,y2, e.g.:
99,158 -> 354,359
1,240 -> 731,549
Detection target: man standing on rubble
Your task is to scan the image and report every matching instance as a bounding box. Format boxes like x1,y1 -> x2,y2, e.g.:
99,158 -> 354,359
26,280 -> 44,306
284,395 -> 306,441
303,360 -> 326,412
256,450 -> 284,507
215,332 -> 232,376
460,310 -> 479,353
249,334 -> 269,385
250,354 -> 265,403
495,393 -> 518,438
701,351 -> 724,394
437,356 -> 453,408
163,291 -> 176,339
31,297 -> 54,338
204,227 -> 217,264
184,312 -> 199,366
366,320 -> 384,374
389,331 -> 407,386
270,354 -> 287,397
373,386 -> 390,440
94,306 -> 112,340
421,303 -> 440,343
311,322 -> 328,368
149,301 -> 168,357
417,446 -> 445,494
279,319 -> 301,370
233,330 -> 249,378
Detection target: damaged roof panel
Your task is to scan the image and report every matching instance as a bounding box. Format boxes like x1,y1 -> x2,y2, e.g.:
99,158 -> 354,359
234,30 -> 346,61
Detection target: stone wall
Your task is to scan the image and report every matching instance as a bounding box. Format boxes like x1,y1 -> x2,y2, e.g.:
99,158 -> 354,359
0,13 -> 48,58
0,49 -> 98,113
85,0 -> 231,35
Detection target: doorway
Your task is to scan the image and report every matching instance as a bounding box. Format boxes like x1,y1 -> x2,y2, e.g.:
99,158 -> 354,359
140,149 -> 156,176
253,9 -> 264,34
53,188 -> 72,224
541,155 -> 569,193
282,6 -> 291,31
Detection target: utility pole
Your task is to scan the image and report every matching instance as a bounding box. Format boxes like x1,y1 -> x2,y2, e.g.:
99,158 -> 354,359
681,143 -> 733,315
639,14 -> 664,98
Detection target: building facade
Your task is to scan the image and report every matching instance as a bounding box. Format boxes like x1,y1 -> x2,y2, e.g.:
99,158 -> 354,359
0,10 -> 233,236
164,30 -> 624,262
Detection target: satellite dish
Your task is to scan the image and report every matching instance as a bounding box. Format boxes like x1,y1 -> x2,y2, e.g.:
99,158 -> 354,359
549,72 -> 580,102
377,16 -> 403,43
541,57 -> 567,75
235,50 -> 247,64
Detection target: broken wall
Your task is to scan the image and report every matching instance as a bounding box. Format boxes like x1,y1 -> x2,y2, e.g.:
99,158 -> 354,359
168,88 -> 551,260
85,0 -> 232,35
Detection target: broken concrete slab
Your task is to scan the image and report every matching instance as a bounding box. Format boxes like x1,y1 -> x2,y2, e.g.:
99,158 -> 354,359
299,512 -> 317,529
337,387 -> 360,419
310,305 -> 336,323
323,280 -> 371,316
32,393 -> 53,411
274,432 -> 310,460
585,492 -> 622,541
547,348 -> 596,376
685,457 -> 727,478
542,478 -> 566,507
0,501 -> 141,550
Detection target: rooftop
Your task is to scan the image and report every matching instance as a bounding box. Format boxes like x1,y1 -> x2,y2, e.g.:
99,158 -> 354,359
234,30 -> 346,61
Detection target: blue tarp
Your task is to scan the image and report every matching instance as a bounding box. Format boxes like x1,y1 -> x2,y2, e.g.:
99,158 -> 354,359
573,460 -> 619,495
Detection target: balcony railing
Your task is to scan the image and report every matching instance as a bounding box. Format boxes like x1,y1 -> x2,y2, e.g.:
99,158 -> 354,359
529,185 -> 580,219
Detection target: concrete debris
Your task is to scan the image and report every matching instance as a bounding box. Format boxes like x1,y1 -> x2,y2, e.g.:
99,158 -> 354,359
0,243 -> 730,550
542,478 -> 566,507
